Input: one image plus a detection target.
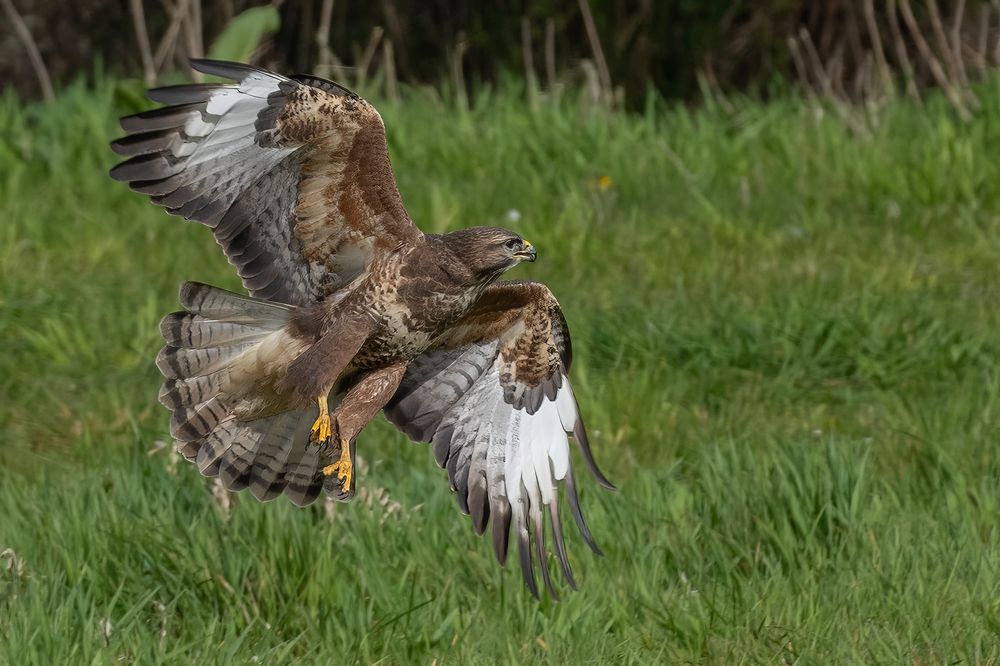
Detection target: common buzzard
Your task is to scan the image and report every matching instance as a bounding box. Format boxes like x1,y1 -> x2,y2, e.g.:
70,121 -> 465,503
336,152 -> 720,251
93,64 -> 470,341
110,60 -> 614,598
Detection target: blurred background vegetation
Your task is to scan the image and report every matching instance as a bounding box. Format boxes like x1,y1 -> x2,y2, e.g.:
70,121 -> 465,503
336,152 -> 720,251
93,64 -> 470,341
3,2 -> 1000,662
3,0 -> 1000,114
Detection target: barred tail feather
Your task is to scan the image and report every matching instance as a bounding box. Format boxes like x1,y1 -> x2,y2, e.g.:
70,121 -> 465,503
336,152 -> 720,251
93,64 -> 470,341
246,411 -> 312,501
158,281 -> 326,504
158,370 -> 228,410
169,395 -> 233,441
284,443 -> 326,507
179,280 -> 294,321
156,343 -> 257,380
195,421 -> 240,471
160,313 -> 275,349
218,432 -> 256,491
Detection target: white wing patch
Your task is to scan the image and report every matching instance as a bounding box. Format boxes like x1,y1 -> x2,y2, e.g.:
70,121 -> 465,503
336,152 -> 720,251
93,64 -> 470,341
386,358 -> 607,600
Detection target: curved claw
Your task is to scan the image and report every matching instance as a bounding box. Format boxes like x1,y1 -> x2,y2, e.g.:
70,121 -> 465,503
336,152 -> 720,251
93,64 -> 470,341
309,414 -> 332,447
322,439 -> 353,490
309,395 -> 333,449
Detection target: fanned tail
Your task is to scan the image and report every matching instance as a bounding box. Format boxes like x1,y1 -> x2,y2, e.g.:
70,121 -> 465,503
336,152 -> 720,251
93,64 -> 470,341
157,282 -> 332,504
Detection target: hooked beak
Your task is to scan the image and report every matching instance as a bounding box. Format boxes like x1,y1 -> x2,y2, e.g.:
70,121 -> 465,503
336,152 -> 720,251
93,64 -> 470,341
514,239 -> 537,262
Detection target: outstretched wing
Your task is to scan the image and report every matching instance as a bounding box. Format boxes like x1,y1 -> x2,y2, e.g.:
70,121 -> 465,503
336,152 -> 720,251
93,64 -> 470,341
384,281 -> 615,599
110,59 -> 420,306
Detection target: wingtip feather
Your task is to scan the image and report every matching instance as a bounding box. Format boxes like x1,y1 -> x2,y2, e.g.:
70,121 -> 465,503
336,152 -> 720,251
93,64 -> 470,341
565,466 -> 603,556
147,83 -> 227,105
189,58 -> 277,82
572,416 -> 616,491
548,500 -> 578,590
491,502 -> 512,566
517,526 -> 540,600
533,510 -> 560,601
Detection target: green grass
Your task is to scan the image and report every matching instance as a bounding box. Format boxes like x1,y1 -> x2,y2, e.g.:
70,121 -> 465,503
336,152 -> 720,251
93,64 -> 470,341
1,74 -> 999,663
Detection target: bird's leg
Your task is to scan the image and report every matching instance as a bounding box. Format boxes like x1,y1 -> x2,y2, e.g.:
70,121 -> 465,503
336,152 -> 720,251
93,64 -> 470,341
320,362 -> 408,493
309,394 -> 333,449
322,440 -> 353,489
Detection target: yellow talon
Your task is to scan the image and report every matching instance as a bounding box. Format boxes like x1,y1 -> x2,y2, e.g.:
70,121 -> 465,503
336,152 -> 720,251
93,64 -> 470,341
309,395 -> 332,445
311,415 -> 331,442
322,439 -> 353,489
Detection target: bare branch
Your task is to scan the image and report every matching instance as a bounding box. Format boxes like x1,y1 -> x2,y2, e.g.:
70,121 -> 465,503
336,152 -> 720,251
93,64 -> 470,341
128,0 -> 156,85
799,28 -> 836,99
855,52 -> 874,103
949,0 -> 970,89
154,0 -> 192,72
579,59 -> 601,112
862,0 -> 893,95
927,0 -> 962,85
544,18 -> 557,92
887,0 -> 921,102
379,0 -> 408,80
356,26 -> 384,89
316,0 -> 335,71
828,38 -> 848,101
787,35 -> 816,98
450,33 -> 468,110
976,3 -> 990,74
191,0 -> 203,60
899,0 -> 967,117
184,0 -> 204,81
927,0 -> 979,108
382,38 -> 398,102
994,0 -> 1000,66
577,0 -> 612,103
1,0 -> 54,101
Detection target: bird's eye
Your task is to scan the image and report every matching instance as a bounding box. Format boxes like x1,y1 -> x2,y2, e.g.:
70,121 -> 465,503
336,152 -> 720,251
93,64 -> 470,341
504,238 -> 521,250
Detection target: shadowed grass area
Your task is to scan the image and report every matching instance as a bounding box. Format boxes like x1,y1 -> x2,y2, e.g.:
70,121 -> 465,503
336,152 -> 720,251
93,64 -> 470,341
1,75 -> 998,663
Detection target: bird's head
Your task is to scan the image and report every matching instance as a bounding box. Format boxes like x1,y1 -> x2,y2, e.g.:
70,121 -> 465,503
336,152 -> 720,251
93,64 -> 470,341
440,226 -> 536,283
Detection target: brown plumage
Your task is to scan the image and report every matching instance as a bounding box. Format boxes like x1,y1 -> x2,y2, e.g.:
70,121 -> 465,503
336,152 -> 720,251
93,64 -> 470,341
111,59 -> 614,599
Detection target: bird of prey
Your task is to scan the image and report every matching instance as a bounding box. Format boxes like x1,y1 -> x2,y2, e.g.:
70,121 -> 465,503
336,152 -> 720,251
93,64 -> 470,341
110,59 -> 614,598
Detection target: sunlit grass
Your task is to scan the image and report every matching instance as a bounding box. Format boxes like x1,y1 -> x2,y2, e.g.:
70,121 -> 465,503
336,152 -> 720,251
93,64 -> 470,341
1,75 -> 999,663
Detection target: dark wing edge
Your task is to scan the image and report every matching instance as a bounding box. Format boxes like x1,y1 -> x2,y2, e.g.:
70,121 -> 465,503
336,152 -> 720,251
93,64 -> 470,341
110,59 -> 419,306
384,281 -> 614,599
